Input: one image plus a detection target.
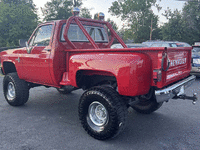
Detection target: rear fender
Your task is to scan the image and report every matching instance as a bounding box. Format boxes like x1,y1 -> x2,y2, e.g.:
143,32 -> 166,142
69,53 -> 152,97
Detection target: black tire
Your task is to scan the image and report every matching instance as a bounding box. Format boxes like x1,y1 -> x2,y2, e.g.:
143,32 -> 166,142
3,72 -> 29,106
131,92 -> 163,114
56,86 -> 75,94
79,86 -> 127,140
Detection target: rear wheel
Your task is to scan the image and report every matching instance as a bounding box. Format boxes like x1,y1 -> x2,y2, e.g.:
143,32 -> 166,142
79,86 -> 127,140
3,72 -> 29,106
131,89 -> 163,114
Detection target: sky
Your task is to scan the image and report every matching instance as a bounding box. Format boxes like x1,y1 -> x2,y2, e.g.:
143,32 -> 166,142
33,0 -> 186,28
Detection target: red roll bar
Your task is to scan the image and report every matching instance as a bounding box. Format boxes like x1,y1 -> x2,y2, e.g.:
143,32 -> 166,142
63,16 -> 127,49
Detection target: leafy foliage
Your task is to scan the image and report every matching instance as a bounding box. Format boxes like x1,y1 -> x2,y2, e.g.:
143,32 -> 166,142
93,13 -> 99,20
161,9 -> 185,41
109,0 -> 160,42
0,0 -> 38,47
80,7 -> 92,19
161,1 -> 200,44
182,1 -> 200,44
41,0 -> 82,21
107,18 -> 118,32
2,0 -> 200,47
2,0 -> 36,9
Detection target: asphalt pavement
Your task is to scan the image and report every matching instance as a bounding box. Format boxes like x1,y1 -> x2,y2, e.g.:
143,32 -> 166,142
0,76 -> 200,150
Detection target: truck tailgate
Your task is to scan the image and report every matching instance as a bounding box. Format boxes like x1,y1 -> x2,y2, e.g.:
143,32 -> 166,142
162,47 -> 192,87
121,46 -> 192,89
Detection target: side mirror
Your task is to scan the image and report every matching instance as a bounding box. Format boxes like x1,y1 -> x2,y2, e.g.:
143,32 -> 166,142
19,39 -> 28,47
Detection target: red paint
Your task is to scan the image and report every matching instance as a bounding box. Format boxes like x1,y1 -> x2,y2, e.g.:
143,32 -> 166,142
0,16 -> 192,97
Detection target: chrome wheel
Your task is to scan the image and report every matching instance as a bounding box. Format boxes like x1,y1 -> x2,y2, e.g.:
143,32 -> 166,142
7,82 -> 15,101
3,73 -> 29,106
79,86 -> 127,140
88,101 -> 109,127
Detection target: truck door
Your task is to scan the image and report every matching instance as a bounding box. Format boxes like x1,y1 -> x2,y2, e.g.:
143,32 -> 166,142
20,24 -> 54,85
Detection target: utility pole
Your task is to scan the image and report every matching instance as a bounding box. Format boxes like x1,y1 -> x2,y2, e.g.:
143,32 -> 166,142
150,18 -> 153,41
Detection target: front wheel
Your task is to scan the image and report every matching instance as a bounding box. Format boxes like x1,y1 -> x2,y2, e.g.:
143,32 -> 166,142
3,73 -> 29,106
79,86 -> 127,140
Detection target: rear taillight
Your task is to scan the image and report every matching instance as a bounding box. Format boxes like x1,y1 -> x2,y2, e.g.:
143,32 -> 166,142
153,69 -> 162,82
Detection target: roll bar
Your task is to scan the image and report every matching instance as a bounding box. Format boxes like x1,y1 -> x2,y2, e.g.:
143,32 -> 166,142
63,16 -> 127,49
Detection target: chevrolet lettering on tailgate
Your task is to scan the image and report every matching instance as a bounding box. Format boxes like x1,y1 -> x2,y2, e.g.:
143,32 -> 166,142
170,58 -> 187,67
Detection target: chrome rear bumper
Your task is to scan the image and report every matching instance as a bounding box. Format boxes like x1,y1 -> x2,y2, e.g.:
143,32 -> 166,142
155,75 -> 196,103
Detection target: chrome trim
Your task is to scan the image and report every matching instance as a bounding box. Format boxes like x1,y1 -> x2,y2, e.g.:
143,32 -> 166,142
155,75 -> 196,103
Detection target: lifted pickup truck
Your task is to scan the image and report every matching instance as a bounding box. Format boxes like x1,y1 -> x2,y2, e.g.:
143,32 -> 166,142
0,11 -> 197,140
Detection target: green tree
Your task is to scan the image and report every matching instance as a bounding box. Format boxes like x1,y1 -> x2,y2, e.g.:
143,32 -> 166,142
80,7 -> 92,19
109,0 -> 160,42
93,13 -> 119,37
182,1 -> 200,44
161,9 -> 186,42
93,13 -> 98,20
41,0 -> 82,21
107,18 -> 118,32
2,0 -> 36,9
0,0 -> 38,47
92,13 -> 118,31
161,1 -> 200,45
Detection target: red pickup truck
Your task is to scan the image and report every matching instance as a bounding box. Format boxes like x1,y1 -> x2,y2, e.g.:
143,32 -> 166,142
0,12 -> 197,140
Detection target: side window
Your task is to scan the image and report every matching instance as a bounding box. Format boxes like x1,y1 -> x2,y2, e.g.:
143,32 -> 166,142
30,25 -> 53,46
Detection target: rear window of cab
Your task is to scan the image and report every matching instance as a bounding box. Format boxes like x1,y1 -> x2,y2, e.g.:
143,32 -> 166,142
61,24 -> 108,42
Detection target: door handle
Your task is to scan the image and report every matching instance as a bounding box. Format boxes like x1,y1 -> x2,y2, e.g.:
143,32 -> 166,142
16,57 -> 20,63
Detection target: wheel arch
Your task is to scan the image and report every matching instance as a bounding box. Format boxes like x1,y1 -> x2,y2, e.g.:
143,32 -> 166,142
2,61 -> 17,75
76,70 -> 117,89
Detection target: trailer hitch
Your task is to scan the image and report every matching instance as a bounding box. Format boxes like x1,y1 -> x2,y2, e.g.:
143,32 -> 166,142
173,93 -> 197,105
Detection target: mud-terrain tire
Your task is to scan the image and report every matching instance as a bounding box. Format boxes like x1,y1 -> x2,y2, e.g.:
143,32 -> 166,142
131,93 -> 163,114
56,86 -> 75,94
3,72 -> 29,106
79,86 -> 127,140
